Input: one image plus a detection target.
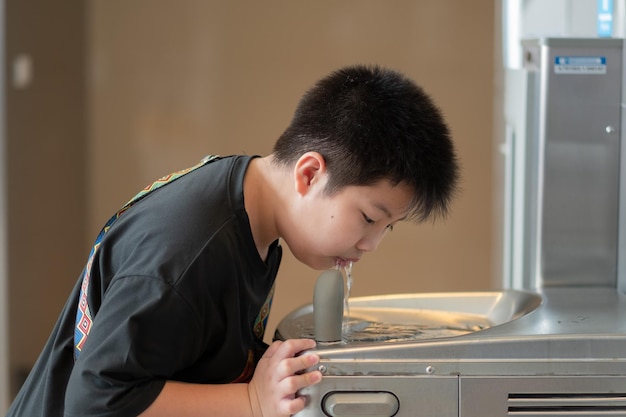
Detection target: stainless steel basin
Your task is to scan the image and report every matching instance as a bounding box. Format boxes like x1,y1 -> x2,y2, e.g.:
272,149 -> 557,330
275,290 -> 543,344
276,288 -> 626,417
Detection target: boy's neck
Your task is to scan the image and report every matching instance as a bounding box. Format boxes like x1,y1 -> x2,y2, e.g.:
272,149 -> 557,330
243,156 -> 284,262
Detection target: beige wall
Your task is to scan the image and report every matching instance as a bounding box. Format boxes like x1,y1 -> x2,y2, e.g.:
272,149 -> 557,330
6,0 -> 86,399
5,1 -> 497,404
88,0 -> 497,342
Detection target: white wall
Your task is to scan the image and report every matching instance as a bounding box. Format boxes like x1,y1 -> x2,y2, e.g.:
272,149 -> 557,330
494,0 -> 626,287
503,0 -> 625,69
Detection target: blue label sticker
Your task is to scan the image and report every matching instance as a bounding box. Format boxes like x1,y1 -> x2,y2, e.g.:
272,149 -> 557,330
597,0 -> 614,37
554,56 -> 607,74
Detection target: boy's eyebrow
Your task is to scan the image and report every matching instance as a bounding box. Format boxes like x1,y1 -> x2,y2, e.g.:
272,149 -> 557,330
372,202 -> 408,221
372,202 -> 392,218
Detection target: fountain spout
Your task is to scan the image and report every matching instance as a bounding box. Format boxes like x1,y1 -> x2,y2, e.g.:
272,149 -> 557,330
313,269 -> 344,343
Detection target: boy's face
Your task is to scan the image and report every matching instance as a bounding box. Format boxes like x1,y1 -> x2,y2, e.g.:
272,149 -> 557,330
284,171 -> 413,270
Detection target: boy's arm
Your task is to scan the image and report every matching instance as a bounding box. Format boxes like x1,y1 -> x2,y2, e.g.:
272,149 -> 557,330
140,339 -> 322,417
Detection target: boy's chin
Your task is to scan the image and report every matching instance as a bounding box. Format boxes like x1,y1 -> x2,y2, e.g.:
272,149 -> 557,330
304,258 -> 341,271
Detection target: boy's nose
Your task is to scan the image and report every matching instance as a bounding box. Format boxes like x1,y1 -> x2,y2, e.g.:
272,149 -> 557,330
356,229 -> 387,253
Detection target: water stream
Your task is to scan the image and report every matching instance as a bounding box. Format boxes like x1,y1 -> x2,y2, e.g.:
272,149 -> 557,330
342,261 -> 353,335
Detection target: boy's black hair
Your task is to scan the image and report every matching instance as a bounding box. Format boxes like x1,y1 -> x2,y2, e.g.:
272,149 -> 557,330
272,65 -> 459,222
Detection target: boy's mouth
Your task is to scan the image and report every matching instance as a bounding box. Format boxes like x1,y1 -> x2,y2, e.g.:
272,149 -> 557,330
335,257 -> 359,268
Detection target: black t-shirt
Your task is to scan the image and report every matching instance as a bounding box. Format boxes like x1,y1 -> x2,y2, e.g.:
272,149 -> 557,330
7,155 -> 282,417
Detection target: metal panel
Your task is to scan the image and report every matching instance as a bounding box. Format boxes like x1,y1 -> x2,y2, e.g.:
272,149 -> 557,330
460,376 -> 626,417
502,68 -> 540,290
296,376 -> 458,417
523,38 -> 623,288
618,39 -> 626,294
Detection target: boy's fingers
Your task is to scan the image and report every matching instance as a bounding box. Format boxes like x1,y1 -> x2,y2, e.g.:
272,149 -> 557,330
276,338 -> 316,358
276,351 -> 319,379
262,340 -> 283,359
297,352 -> 320,372
278,370 -> 322,402
268,338 -> 316,367
298,369 -> 322,389
279,395 -> 308,416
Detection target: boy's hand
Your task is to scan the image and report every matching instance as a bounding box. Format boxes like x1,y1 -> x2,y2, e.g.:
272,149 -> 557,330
248,339 -> 322,417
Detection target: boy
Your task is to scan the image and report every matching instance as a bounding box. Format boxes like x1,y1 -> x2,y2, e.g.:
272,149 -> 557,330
6,65 -> 458,417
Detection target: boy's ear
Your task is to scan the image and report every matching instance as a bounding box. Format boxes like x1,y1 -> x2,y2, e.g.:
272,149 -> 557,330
293,152 -> 327,196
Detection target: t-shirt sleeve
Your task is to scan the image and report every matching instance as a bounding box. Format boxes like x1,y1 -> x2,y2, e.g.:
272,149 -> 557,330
64,275 -> 204,417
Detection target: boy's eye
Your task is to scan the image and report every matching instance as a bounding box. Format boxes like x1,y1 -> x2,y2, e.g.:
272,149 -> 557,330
386,224 -> 394,232
363,213 -> 375,224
